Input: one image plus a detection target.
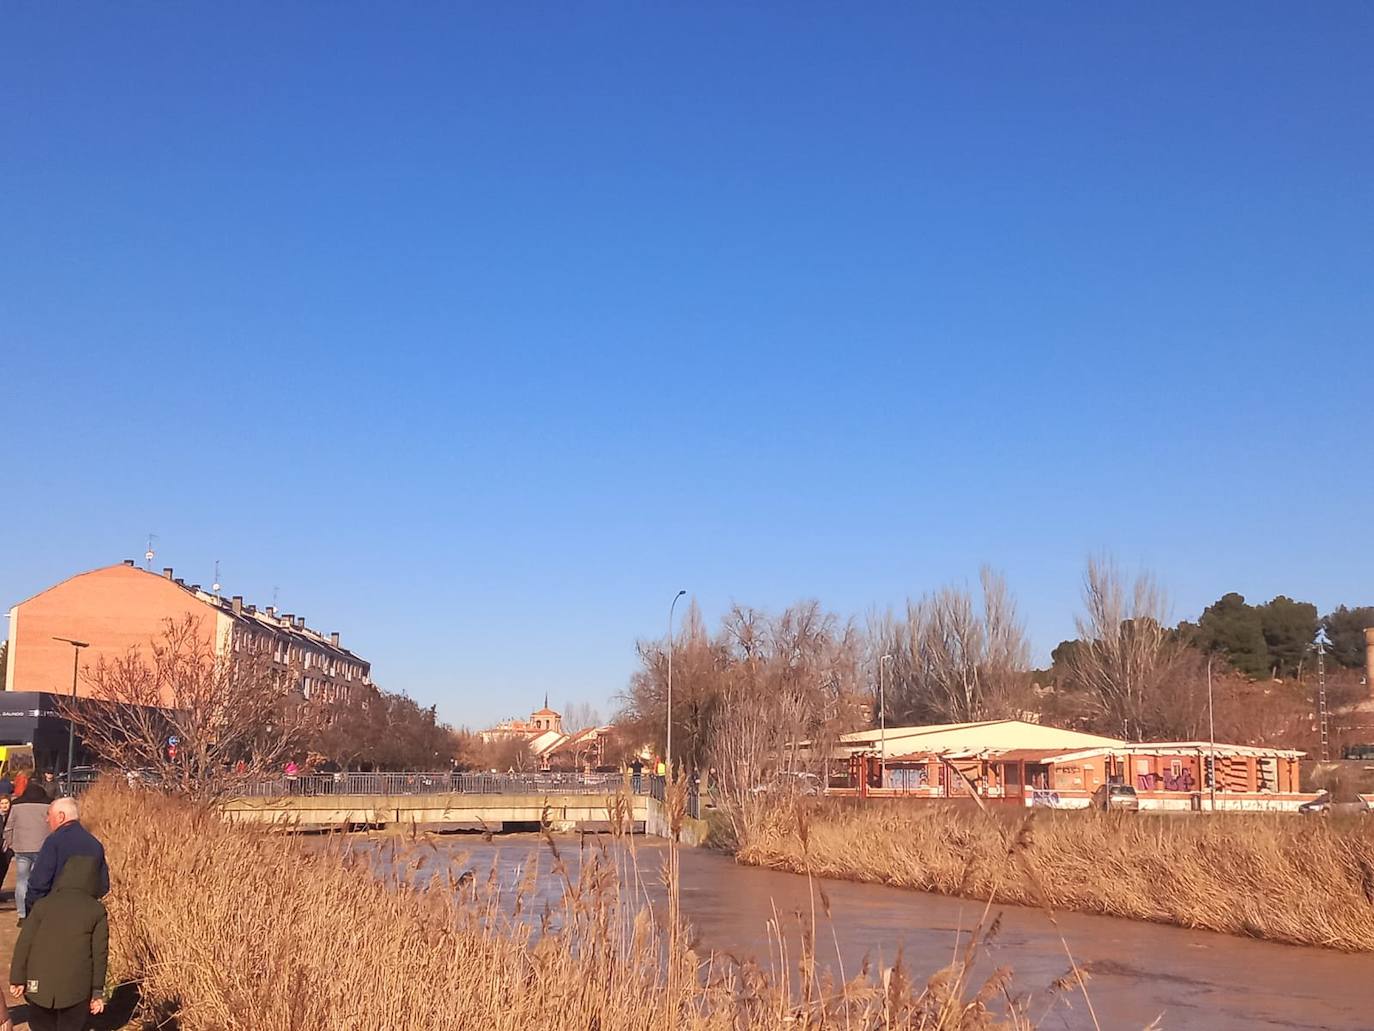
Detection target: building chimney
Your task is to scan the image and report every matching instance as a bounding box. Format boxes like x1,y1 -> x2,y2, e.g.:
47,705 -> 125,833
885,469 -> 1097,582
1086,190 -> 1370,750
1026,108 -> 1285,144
330,632 -> 340,647
163,567 -> 174,579
122,559 -> 135,567
281,613 -> 294,627
295,616 -> 305,629
266,606 -> 276,617
175,578 -> 185,587
190,584 -> 200,592
231,596 -> 243,615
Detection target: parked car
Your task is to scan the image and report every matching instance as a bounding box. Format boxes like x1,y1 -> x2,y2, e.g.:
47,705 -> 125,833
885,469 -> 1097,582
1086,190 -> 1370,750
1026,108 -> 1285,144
1090,783 -> 1139,812
1299,791 -> 1370,817
58,766 -> 100,796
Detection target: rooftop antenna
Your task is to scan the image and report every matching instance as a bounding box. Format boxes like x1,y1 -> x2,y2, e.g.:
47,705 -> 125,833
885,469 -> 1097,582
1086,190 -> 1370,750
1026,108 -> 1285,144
212,560 -> 221,599
144,534 -> 158,571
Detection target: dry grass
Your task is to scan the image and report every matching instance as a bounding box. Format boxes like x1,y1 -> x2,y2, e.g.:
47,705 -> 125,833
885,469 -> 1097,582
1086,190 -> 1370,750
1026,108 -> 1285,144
79,786 -> 1061,1030
736,799 -> 1374,951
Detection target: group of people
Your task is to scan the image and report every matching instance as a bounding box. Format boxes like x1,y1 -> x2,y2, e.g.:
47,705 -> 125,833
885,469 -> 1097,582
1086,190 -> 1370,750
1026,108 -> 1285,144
0,771 -> 110,1031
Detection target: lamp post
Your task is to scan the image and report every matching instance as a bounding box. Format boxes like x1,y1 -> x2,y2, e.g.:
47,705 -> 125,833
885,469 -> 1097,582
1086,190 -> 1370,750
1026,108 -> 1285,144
52,636 -> 89,785
665,589 -> 686,776
879,654 -> 893,789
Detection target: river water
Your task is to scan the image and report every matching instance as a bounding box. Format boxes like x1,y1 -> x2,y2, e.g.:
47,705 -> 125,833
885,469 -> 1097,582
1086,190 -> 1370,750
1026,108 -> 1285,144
379,834 -> 1373,1030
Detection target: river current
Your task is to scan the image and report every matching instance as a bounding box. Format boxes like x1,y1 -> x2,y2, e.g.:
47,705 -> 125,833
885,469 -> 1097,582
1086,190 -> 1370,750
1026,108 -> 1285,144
365,833 -> 1372,1030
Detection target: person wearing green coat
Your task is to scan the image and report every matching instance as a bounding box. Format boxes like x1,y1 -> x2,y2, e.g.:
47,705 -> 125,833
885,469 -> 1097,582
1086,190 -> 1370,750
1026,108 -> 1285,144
8,853 -> 107,1031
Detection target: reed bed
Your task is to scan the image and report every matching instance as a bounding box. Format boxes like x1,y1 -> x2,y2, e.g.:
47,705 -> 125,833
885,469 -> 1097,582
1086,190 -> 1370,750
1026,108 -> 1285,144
735,799 -> 1374,951
79,786 -> 1068,1030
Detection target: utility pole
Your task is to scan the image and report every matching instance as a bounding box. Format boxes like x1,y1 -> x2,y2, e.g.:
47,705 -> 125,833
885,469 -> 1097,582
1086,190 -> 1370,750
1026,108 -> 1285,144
1207,654 -> 1216,811
879,654 -> 893,789
1316,631 -> 1330,763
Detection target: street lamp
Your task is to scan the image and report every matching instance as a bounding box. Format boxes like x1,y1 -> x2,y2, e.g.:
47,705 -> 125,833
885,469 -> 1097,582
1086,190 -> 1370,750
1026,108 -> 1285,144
52,636 -> 89,784
879,654 -> 894,789
665,589 -> 686,776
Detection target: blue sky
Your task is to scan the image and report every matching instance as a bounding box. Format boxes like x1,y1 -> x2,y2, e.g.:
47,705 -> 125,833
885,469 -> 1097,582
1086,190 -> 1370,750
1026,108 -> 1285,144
2,5 -> 1370,726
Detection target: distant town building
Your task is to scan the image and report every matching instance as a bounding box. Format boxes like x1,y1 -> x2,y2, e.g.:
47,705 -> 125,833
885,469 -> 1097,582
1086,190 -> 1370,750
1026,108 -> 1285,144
482,701 -> 615,770
3,562 -> 372,766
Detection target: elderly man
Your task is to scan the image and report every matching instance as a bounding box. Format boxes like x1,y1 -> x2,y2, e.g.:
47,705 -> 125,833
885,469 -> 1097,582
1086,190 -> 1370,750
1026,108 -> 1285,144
26,798 -> 109,910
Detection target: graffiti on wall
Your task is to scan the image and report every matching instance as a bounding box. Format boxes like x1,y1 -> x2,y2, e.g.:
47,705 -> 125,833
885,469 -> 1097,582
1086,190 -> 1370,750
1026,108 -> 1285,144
1137,768 -> 1195,792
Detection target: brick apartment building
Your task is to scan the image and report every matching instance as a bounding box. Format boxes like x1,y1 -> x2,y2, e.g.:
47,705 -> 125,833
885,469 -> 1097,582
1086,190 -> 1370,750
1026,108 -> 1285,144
4,562 -> 372,760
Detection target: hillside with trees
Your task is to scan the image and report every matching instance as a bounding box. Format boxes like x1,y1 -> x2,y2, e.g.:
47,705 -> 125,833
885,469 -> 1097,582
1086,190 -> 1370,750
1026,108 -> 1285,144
615,559 -> 1374,774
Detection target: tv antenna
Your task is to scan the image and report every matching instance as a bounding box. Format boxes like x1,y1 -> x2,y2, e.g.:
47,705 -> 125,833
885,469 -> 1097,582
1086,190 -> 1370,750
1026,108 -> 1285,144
144,534 -> 158,570
212,560 -> 222,599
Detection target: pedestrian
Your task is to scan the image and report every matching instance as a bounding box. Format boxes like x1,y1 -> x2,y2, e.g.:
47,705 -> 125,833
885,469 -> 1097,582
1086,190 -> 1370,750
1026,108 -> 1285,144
3,782 -> 52,926
0,772 -> 13,798
630,758 -> 643,794
9,853 -> 108,1031
11,770 -> 29,800
0,797 -> 13,896
27,799 -> 109,911
655,758 -> 666,778
40,773 -> 58,802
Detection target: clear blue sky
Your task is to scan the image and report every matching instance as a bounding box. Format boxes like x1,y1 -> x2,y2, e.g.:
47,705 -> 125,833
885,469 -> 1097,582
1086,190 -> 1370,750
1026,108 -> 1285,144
2,5 -> 1370,726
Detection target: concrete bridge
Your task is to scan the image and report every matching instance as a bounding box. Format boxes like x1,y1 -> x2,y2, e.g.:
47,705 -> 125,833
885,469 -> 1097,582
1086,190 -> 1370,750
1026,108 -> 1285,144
222,790 -> 654,835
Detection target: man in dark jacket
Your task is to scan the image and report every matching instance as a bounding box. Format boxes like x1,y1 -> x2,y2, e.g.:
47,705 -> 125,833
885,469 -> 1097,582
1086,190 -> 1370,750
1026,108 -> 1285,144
9,854 -> 107,1030
27,798 -> 108,909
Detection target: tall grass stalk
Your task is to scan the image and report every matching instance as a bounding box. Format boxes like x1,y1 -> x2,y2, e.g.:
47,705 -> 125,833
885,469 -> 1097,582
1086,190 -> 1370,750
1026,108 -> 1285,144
83,786 -> 1054,1030
736,799 -> 1374,951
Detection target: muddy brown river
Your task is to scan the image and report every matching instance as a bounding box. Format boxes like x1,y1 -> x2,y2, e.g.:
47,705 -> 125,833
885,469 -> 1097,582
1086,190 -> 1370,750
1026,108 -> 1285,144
382,835 -> 1373,1030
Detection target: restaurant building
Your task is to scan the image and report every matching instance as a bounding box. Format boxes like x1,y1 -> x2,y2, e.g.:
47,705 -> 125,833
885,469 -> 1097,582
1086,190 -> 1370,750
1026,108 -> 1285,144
832,719 -> 1305,810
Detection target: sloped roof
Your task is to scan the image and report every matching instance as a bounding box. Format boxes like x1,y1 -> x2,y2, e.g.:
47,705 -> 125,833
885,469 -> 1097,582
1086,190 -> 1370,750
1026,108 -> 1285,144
840,719 -> 1123,758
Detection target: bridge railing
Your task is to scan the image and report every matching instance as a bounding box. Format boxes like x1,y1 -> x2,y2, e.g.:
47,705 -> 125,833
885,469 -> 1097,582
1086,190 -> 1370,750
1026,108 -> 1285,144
233,771 -> 634,798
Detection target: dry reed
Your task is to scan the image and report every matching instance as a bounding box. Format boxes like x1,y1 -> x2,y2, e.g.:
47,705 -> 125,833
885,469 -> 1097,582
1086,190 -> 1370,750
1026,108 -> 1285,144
80,786 -> 1053,1030
736,799 -> 1374,951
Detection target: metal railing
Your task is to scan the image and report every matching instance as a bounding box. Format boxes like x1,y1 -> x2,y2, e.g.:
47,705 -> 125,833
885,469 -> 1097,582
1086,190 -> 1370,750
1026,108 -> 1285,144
645,774 -> 701,819
233,770 -> 632,798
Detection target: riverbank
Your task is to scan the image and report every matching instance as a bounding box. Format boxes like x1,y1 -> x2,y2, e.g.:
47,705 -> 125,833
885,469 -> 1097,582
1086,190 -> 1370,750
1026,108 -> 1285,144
81,786 -> 1055,1029
734,799 -> 1374,951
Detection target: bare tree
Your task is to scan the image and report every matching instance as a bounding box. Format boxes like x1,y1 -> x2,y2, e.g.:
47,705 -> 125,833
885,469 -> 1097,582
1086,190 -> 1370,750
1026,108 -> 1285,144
875,568 -> 1031,724
561,701 -> 604,734
1067,556 -> 1184,739
707,602 -> 867,837
59,615 -> 322,802
617,601 -> 726,771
